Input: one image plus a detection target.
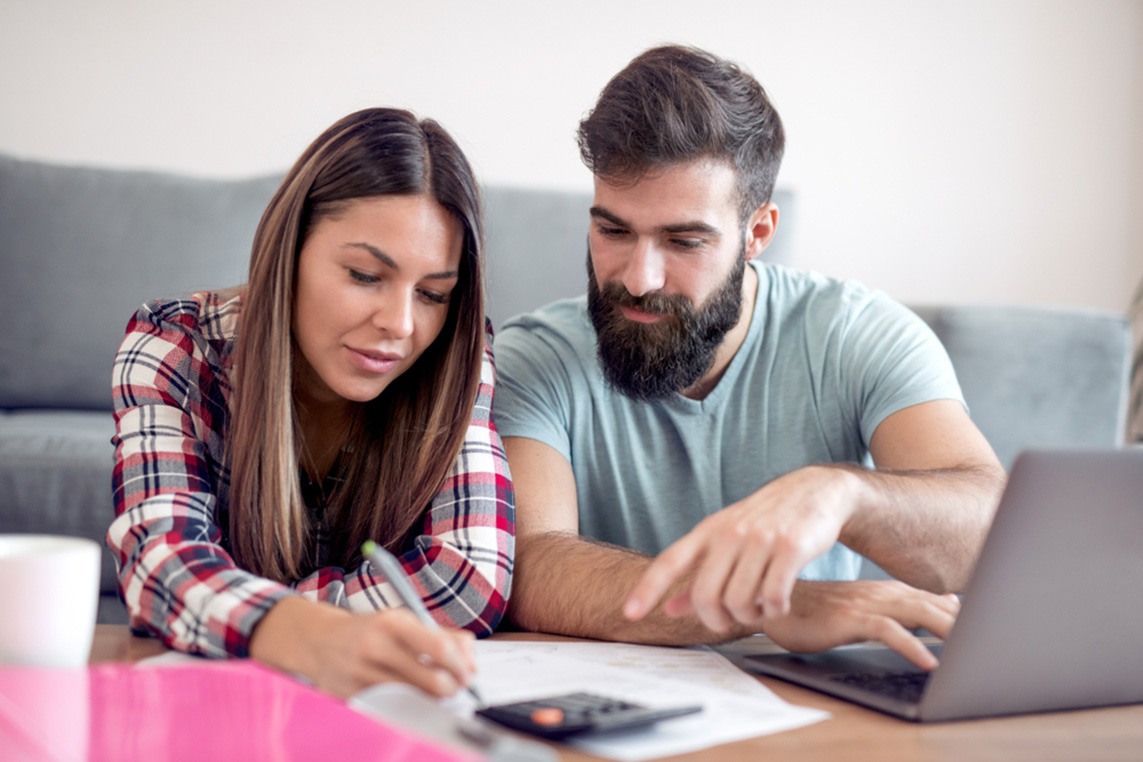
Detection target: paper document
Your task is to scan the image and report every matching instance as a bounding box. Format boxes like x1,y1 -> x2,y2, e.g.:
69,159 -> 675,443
143,639 -> 828,760
467,640 -> 828,761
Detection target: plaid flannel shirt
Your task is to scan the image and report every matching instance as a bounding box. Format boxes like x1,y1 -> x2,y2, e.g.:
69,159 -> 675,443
108,292 -> 515,658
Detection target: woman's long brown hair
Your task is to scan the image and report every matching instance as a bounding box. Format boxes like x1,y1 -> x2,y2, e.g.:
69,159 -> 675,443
227,108 -> 485,582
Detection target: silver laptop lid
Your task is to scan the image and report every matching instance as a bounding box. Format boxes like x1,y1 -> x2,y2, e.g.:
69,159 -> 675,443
743,448 -> 1143,721
921,447 -> 1143,720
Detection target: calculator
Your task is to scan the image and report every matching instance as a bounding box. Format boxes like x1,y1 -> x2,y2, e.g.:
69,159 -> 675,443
474,691 -> 703,740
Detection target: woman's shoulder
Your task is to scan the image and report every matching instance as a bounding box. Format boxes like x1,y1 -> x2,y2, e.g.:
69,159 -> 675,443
114,290 -> 242,406
128,288 -> 243,343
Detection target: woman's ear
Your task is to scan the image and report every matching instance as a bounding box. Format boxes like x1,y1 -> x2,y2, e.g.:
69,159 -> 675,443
744,202 -> 779,260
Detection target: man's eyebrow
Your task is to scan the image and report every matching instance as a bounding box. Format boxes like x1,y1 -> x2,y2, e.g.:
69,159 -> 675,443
661,220 -> 722,236
346,242 -> 458,280
589,207 -> 722,237
590,206 -> 628,228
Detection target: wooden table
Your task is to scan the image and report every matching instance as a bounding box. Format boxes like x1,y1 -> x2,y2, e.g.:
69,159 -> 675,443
90,625 -> 1143,761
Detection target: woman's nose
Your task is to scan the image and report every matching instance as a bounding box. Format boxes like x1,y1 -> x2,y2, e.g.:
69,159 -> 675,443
372,290 -> 415,339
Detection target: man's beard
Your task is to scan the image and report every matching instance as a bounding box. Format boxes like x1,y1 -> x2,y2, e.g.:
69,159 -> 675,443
586,249 -> 746,401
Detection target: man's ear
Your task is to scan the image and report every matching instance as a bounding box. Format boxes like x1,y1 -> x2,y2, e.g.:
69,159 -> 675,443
744,202 -> 779,260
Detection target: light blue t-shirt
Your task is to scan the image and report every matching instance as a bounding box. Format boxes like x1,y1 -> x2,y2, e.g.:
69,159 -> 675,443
492,261 -> 964,580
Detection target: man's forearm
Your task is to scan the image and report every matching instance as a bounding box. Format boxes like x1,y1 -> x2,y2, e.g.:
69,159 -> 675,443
838,460 -> 1006,592
506,530 -> 964,668
506,531 -> 753,644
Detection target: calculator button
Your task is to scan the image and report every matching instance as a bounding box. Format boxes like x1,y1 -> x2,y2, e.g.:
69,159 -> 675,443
529,707 -> 565,726
476,692 -> 702,740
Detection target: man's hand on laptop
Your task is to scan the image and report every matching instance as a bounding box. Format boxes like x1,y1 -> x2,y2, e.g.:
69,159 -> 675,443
755,580 -> 959,671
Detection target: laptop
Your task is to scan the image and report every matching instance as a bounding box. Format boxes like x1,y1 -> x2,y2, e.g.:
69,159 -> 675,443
743,447 -> 1143,722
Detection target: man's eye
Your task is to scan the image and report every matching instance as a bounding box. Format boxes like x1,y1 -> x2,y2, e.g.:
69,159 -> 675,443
671,238 -> 704,250
599,226 -> 628,238
348,269 -> 379,284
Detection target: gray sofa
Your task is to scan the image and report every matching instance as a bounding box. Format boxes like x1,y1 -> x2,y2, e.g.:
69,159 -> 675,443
0,152 -> 1134,624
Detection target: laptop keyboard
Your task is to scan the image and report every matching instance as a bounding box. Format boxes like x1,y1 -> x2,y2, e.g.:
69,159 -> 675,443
829,671 -> 931,704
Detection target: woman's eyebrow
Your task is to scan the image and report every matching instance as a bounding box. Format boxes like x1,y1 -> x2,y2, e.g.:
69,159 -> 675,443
345,242 -> 458,279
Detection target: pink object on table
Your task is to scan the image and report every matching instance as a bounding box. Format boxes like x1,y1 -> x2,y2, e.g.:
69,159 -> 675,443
0,660 -> 481,762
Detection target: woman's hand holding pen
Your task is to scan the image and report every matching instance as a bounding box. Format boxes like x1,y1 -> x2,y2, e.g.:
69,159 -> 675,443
249,596 -> 477,700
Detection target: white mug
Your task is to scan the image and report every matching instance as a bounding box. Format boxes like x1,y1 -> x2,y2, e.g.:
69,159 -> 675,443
0,534 -> 101,668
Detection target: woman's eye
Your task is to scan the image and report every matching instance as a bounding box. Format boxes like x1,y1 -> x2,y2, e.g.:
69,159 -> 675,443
348,268 -> 379,284
419,289 -> 450,306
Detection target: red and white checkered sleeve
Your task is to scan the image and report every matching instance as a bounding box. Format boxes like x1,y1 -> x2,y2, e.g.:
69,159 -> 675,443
107,299 -> 293,658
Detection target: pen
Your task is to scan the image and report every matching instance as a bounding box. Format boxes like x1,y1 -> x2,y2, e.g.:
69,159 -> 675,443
362,540 -> 485,706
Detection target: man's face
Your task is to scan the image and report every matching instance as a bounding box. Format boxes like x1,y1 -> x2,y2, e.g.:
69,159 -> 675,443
586,159 -> 749,400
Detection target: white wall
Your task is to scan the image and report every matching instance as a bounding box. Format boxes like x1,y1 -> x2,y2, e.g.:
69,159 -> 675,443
3,0 -> 1141,312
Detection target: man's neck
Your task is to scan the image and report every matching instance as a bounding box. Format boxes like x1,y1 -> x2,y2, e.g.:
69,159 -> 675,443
681,261 -> 759,401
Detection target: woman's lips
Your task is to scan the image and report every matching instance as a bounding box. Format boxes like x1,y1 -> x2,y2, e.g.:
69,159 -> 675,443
347,347 -> 402,374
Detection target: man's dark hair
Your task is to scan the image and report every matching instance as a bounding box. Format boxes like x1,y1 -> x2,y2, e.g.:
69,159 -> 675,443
577,44 -> 785,220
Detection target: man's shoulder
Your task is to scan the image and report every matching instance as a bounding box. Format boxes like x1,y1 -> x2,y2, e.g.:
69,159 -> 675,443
492,296 -> 602,396
501,295 -> 588,328
497,296 -> 594,351
760,261 -> 879,306
757,262 -> 906,329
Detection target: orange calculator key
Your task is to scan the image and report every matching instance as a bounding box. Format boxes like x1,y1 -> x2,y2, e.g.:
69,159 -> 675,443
529,707 -> 565,726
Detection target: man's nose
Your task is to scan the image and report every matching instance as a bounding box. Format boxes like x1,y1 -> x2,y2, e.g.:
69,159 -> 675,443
621,239 -> 666,297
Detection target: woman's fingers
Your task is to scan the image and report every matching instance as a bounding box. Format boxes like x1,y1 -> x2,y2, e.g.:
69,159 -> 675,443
367,609 -> 475,694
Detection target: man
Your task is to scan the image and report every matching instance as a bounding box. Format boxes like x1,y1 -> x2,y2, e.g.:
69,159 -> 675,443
492,45 -> 1005,669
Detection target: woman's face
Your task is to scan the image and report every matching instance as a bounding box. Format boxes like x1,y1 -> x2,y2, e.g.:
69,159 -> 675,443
292,194 -> 463,409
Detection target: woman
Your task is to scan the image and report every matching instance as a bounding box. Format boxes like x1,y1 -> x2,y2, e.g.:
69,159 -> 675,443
108,108 -> 513,699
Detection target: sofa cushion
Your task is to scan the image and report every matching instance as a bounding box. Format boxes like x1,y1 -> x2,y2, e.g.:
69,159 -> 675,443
859,304 -> 1131,581
0,409 -> 118,594
0,154 -> 796,406
0,153 -> 281,410
912,304 -> 1132,468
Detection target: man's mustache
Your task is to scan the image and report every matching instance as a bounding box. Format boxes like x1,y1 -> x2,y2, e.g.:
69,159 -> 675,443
599,282 -> 691,319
